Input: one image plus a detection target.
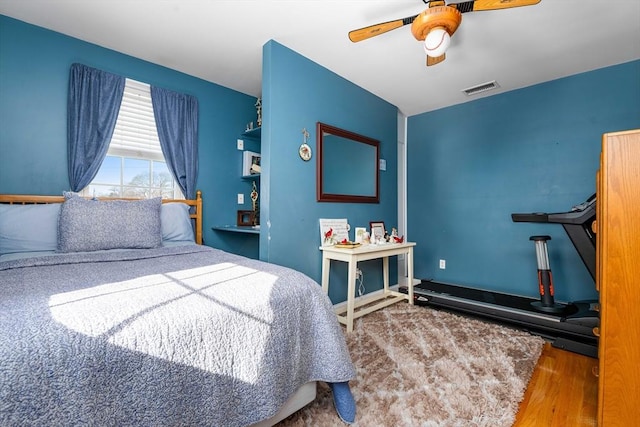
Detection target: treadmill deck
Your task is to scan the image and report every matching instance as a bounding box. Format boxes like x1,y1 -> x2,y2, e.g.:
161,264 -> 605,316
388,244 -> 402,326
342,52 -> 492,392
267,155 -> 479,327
404,280 -> 599,358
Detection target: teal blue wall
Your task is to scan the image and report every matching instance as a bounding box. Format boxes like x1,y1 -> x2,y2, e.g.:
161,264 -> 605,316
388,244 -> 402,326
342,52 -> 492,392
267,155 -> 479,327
262,41 -> 398,304
407,60 -> 640,303
0,18 -> 399,304
0,15 -> 258,257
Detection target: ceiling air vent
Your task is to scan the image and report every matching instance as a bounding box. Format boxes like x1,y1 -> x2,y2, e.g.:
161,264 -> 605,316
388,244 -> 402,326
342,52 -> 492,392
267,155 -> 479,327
462,80 -> 500,96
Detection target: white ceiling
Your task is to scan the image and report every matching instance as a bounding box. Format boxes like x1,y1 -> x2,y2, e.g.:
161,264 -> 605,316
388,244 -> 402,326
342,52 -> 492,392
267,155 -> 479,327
1,0 -> 639,116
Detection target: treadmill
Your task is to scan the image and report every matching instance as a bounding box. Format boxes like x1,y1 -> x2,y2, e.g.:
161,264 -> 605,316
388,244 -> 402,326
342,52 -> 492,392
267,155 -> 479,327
407,195 -> 599,358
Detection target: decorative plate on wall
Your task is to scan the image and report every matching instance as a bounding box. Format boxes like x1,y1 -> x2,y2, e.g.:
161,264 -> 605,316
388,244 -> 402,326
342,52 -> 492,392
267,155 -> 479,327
299,143 -> 312,161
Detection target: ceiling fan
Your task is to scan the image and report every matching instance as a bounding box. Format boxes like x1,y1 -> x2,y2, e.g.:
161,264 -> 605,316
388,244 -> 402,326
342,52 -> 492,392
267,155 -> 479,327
348,0 -> 541,66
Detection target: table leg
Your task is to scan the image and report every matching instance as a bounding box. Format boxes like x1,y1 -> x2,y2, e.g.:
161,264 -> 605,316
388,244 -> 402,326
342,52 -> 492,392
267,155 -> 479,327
382,256 -> 389,294
407,248 -> 414,305
321,255 -> 330,294
346,259 -> 357,333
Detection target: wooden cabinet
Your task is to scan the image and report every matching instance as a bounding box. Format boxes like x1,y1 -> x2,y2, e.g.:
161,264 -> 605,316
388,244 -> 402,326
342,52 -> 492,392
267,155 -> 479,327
596,129 -> 640,426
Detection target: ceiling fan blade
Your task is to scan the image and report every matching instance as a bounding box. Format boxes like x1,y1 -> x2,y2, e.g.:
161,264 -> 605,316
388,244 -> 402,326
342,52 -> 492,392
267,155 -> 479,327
348,14 -> 419,42
426,54 -> 446,66
449,0 -> 540,13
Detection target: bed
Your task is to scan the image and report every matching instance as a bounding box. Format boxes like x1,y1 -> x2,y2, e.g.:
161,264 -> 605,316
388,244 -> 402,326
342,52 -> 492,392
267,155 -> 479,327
0,191 -> 355,426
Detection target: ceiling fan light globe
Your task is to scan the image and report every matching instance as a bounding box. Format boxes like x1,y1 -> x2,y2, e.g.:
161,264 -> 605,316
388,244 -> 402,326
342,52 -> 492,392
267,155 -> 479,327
423,27 -> 450,58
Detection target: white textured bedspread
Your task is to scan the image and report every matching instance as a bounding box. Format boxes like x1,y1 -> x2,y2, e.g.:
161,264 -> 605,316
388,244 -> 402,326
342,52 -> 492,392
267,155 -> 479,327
0,245 -> 355,426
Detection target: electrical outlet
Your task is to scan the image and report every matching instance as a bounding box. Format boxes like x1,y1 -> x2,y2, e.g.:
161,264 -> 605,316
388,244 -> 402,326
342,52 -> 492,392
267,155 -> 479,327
439,259 -> 446,269
237,139 -> 244,150
237,193 -> 244,204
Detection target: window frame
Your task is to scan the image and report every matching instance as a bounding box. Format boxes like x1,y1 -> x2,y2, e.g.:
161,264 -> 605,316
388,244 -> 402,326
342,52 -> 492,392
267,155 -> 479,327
82,78 -> 183,199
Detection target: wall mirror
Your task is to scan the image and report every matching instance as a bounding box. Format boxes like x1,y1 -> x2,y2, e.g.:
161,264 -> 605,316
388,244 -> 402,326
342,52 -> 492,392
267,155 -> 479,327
316,122 -> 380,203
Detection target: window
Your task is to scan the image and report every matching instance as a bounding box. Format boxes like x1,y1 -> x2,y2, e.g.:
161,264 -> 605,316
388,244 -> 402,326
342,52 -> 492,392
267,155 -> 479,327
83,79 -> 182,199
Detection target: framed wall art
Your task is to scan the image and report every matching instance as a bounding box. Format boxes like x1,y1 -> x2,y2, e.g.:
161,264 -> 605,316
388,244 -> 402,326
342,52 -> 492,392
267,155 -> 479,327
242,151 -> 261,177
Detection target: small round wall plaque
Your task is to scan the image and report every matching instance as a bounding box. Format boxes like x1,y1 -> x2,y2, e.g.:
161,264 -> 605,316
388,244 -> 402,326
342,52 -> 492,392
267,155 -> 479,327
299,143 -> 312,161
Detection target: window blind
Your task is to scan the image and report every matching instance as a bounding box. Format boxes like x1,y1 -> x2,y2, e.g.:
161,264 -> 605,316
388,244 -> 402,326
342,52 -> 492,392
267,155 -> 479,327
109,79 -> 164,160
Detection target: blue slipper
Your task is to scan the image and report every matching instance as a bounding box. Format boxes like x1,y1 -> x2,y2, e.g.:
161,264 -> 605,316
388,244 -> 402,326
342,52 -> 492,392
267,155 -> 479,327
328,381 -> 356,424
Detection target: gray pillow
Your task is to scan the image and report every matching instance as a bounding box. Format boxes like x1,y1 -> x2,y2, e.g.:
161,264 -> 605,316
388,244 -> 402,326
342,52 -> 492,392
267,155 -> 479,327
58,196 -> 162,252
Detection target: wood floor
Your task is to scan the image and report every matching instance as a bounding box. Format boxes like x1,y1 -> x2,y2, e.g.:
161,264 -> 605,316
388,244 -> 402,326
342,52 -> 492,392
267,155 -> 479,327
513,342 -> 598,426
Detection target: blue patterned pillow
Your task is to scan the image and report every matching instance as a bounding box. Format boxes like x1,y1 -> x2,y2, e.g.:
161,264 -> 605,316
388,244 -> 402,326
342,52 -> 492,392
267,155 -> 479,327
58,196 -> 162,252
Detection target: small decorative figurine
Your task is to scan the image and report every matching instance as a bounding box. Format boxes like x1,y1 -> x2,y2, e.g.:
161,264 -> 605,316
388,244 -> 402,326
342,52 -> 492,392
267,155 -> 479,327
255,97 -> 262,127
250,181 -> 259,226
391,227 -> 404,243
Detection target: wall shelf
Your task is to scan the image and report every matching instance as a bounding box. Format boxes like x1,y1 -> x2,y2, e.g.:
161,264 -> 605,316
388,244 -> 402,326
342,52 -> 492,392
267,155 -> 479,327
222,124 -> 262,239
241,173 -> 260,180
242,127 -> 261,138
212,225 -> 260,235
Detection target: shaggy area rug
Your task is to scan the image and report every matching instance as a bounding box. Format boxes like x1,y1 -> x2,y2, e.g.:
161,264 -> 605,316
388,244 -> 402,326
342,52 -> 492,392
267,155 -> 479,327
278,302 -> 545,427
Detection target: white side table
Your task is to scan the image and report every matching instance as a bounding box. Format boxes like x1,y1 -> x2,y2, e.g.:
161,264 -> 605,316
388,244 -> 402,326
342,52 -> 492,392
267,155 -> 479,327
319,242 -> 416,332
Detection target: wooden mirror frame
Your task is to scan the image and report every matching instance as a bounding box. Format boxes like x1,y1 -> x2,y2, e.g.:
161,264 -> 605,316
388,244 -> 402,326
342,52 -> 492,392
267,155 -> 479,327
316,122 -> 380,203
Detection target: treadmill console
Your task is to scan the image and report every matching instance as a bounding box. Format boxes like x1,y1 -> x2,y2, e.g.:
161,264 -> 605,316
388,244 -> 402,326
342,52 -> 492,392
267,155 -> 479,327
511,194 -> 596,226
512,194 -> 596,280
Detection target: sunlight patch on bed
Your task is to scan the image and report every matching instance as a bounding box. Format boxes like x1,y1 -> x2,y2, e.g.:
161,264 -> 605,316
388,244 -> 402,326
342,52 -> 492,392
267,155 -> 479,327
49,262 -> 280,383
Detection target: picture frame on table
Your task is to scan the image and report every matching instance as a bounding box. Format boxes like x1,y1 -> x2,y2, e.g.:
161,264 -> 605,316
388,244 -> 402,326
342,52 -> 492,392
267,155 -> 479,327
369,221 -> 386,242
354,227 -> 368,244
319,218 -> 349,246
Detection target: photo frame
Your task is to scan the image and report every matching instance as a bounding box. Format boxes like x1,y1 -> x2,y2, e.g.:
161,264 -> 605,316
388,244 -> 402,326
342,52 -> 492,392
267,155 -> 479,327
369,221 -> 386,242
242,151 -> 261,177
354,227 -> 368,244
237,210 -> 256,226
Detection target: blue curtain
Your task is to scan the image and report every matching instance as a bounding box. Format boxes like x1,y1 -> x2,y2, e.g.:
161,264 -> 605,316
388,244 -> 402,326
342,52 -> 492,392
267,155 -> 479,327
150,86 -> 199,199
67,63 -> 125,192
